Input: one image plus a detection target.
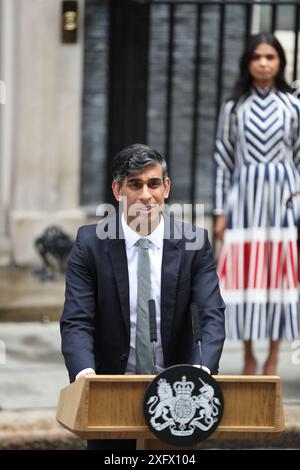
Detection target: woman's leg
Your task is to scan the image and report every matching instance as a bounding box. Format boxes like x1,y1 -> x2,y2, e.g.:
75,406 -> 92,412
263,340 -> 280,375
242,340 -> 257,375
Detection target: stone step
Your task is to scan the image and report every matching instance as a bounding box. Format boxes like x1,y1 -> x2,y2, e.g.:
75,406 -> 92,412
0,409 -> 84,450
0,268 -> 64,322
0,237 -> 11,267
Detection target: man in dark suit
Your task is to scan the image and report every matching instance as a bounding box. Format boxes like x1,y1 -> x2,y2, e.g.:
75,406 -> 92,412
60,143 -> 225,450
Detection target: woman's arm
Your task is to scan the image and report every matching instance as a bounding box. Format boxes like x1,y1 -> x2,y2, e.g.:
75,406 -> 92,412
213,100 -> 236,239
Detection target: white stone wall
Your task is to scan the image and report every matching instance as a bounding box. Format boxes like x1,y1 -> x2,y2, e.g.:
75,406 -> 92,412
10,0 -> 88,265
0,0 -> 15,265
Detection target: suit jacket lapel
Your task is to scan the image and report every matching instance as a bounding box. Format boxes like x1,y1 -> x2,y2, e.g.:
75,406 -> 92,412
160,217 -> 182,358
106,216 -> 130,337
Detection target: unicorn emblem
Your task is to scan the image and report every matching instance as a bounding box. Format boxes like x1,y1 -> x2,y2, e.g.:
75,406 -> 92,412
191,377 -> 222,429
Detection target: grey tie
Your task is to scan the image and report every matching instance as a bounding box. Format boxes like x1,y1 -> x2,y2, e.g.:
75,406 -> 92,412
136,238 -> 153,374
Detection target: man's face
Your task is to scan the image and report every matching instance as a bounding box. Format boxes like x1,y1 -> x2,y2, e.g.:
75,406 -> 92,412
112,163 -> 171,234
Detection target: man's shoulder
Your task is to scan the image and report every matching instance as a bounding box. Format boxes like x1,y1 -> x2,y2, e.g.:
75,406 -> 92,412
77,223 -> 103,245
78,215 -> 120,244
78,223 -> 98,237
165,217 -> 207,249
172,218 -> 206,236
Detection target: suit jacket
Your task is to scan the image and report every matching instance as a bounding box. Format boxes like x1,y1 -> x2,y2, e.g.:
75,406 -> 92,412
60,215 -> 226,382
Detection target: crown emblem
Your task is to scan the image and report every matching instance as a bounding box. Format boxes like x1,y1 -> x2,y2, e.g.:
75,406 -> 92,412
173,376 -> 195,397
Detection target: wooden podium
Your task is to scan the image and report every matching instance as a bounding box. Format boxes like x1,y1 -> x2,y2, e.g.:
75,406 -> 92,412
57,375 -> 285,450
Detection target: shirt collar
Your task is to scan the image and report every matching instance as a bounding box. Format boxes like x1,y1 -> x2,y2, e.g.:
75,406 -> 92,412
121,213 -> 164,249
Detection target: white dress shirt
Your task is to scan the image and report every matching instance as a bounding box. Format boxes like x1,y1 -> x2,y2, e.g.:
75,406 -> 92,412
75,214 -> 210,379
122,213 -> 165,374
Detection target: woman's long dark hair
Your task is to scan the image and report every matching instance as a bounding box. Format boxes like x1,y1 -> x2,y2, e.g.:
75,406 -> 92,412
230,32 -> 293,102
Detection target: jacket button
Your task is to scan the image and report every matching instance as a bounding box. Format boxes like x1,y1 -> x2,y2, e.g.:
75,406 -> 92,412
120,353 -> 127,361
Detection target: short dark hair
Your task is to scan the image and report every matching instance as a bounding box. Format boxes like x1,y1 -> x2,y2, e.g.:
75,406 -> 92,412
112,143 -> 168,186
230,32 -> 292,102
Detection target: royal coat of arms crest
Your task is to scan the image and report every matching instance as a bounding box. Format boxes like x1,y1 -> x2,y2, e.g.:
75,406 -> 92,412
144,365 -> 224,446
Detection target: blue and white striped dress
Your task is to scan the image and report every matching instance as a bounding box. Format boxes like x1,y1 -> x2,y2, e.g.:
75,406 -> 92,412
214,88 -> 300,340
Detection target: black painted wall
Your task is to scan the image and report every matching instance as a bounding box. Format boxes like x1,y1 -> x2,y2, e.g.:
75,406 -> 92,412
81,0 -> 245,208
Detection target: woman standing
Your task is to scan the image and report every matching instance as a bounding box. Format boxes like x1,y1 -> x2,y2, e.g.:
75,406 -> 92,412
214,33 -> 300,375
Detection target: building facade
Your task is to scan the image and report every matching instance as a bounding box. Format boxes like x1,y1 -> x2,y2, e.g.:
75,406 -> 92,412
0,0 -> 299,265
